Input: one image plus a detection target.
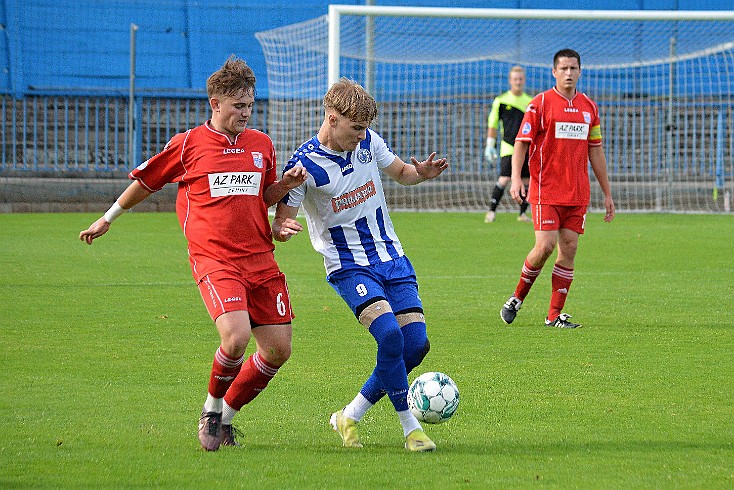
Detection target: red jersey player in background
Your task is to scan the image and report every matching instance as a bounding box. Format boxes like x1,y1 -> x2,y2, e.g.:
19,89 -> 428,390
500,48 -> 615,329
79,56 -> 307,450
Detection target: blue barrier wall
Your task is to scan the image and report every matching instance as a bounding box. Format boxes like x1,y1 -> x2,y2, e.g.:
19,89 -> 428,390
1,0 -> 732,98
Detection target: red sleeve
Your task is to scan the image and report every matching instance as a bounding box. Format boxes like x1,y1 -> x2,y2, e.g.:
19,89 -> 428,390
128,131 -> 190,192
588,99 -> 602,147
263,141 -> 277,191
515,94 -> 542,143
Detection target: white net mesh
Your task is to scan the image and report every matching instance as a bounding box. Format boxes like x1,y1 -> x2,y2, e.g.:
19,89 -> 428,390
256,10 -> 734,212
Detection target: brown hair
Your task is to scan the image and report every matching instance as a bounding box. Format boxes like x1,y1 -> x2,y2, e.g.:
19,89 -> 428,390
206,55 -> 256,99
323,78 -> 377,122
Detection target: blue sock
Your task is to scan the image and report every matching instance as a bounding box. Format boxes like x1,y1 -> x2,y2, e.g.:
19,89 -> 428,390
359,368 -> 383,405
364,313 -> 409,412
401,321 -> 429,373
360,321 -> 429,405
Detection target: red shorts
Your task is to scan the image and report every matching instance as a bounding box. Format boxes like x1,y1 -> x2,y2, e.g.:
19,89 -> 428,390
197,259 -> 294,325
532,204 -> 587,234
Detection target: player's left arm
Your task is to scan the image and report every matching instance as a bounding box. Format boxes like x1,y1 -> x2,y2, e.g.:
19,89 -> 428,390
263,165 -> 307,207
383,153 -> 448,186
272,202 -> 303,242
588,145 -> 615,223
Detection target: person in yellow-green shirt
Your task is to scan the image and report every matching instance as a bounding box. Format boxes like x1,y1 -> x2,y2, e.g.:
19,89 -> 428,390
483,66 -> 533,223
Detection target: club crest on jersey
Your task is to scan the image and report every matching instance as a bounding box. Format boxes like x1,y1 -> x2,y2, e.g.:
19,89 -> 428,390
252,151 -> 263,169
521,122 -> 531,135
583,112 -> 591,124
356,148 -> 372,165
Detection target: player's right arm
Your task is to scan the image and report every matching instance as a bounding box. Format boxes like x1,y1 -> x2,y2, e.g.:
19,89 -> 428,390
80,131 -> 188,244
484,98 -> 501,161
79,180 -> 153,244
272,202 -> 303,242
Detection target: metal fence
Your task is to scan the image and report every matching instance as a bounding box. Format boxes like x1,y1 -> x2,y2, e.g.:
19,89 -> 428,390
2,92 -> 732,213
1,95 -> 269,176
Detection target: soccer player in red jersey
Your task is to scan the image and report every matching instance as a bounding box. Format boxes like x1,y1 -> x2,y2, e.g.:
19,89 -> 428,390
79,56 -> 307,450
500,48 -> 615,329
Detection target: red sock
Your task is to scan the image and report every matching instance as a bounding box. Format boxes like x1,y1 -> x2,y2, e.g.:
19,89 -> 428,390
207,346 -> 244,399
548,264 -> 574,321
224,352 -> 279,411
514,259 -> 542,301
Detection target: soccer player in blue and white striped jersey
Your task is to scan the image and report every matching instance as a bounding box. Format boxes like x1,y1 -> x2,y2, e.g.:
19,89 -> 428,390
273,78 -> 448,452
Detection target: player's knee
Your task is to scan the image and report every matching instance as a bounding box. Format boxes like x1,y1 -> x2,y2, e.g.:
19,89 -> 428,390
221,335 -> 250,359
377,327 -> 404,360
394,310 -> 427,367
535,241 -> 556,259
259,341 -> 291,367
216,311 -> 252,357
421,338 -> 430,359
416,338 -> 431,364
272,343 -> 293,366
560,238 -> 578,256
405,338 -> 430,372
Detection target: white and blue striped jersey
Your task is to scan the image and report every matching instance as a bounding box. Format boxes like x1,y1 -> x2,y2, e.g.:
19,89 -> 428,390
282,129 -> 404,275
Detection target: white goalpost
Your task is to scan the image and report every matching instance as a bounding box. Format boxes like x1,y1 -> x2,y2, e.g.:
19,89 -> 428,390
256,6 -> 734,213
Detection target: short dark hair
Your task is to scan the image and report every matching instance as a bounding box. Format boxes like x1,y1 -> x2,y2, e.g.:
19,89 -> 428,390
553,49 -> 581,68
206,55 -> 256,100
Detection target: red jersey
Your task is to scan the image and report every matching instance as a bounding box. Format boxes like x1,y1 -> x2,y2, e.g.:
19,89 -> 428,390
515,87 -> 602,206
130,121 -> 277,281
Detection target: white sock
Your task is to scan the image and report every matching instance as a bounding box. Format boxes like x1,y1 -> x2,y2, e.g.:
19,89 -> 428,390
343,393 -> 373,422
203,394 -> 223,413
221,400 -> 239,425
398,410 -> 421,437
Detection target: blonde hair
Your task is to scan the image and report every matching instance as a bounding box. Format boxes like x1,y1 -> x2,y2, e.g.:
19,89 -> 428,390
509,65 -> 525,76
206,55 -> 256,100
323,78 -> 377,122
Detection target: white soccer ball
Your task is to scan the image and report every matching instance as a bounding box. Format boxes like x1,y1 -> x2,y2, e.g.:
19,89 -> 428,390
407,371 -> 460,424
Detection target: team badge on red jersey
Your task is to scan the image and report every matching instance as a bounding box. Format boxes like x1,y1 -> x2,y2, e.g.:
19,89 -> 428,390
252,151 -> 263,169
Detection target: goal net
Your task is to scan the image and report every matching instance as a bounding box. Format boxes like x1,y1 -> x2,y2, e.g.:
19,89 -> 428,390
256,7 -> 734,213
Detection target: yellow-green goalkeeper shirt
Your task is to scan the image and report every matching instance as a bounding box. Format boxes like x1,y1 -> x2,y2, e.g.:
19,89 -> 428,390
487,91 -> 533,157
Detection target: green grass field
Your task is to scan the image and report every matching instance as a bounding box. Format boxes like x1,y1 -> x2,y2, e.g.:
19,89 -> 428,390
1,211 -> 732,488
